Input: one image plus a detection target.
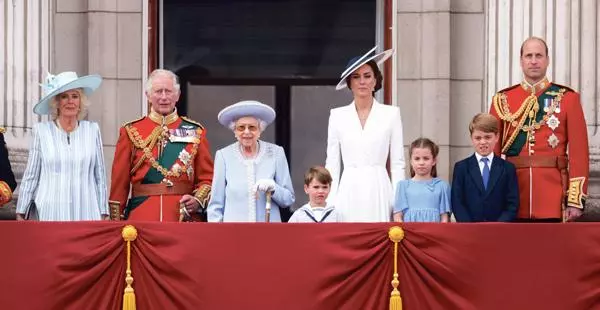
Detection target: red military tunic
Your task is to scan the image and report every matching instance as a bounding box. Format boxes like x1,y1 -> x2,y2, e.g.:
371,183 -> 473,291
109,109 -> 214,221
490,78 -> 589,219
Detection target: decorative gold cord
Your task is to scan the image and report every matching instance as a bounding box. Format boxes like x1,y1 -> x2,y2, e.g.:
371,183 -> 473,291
497,88 -> 566,153
122,225 -> 138,310
499,94 -> 537,153
125,126 -> 201,179
389,226 -> 405,310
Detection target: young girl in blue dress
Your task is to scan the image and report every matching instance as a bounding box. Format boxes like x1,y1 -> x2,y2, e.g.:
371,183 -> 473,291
393,138 -> 451,223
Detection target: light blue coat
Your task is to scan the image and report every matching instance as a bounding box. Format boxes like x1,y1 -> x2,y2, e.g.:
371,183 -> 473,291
207,141 -> 295,222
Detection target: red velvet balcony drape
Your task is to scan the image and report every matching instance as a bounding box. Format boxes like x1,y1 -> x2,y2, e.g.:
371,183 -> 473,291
1,222 -> 600,310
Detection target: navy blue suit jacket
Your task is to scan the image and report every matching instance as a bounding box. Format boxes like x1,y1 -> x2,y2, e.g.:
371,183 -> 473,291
451,154 -> 519,222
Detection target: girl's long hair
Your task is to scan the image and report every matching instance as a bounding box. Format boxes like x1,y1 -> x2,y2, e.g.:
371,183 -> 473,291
408,137 -> 439,178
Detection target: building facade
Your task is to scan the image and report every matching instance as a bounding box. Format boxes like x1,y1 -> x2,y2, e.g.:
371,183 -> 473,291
2,0 -> 600,216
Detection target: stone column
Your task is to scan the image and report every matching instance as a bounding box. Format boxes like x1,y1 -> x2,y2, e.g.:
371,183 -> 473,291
84,0 -> 144,185
396,1 -> 451,180
485,0 -> 600,216
448,1 -> 486,175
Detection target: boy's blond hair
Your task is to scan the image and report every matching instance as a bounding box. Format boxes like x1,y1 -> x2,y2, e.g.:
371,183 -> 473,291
304,166 -> 332,186
469,113 -> 499,135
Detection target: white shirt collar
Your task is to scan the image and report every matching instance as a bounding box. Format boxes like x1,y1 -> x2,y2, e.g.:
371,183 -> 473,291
474,152 -> 494,165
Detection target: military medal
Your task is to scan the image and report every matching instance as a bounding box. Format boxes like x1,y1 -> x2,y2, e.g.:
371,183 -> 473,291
547,115 -> 560,131
548,133 -> 559,149
543,98 -> 551,113
555,101 -> 561,113
169,128 -> 199,143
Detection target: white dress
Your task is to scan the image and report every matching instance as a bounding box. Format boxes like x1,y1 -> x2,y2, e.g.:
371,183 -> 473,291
16,121 -> 108,221
325,100 -> 405,222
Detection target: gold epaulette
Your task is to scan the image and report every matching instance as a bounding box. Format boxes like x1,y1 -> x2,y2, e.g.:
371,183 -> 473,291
181,116 -> 205,131
551,83 -> 576,93
498,84 -> 520,94
0,127 -> 5,134
121,116 -> 146,128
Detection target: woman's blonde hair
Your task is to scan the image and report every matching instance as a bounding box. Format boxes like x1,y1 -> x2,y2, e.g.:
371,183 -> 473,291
48,88 -> 90,120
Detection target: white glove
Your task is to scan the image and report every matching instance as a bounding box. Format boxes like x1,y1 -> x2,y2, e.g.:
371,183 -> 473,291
254,179 -> 276,193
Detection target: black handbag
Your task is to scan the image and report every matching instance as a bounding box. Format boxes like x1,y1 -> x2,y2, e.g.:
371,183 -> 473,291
24,200 -> 38,220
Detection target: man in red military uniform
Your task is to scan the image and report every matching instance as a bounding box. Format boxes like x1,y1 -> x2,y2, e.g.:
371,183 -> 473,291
490,37 -> 589,222
109,69 -> 214,221
0,128 -> 17,206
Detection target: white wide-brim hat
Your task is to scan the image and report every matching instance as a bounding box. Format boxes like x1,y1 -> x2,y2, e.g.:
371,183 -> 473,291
217,100 -> 276,128
33,71 -> 102,115
335,46 -> 394,90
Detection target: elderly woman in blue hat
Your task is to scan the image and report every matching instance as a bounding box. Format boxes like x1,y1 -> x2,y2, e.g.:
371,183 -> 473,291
325,47 -> 406,222
207,100 -> 295,222
16,72 -> 109,221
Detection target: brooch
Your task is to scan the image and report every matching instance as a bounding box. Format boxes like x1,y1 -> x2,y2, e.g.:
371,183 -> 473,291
178,149 -> 191,165
547,115 -> 560,131
548,133 -> 559,149
171,163 -> 182,174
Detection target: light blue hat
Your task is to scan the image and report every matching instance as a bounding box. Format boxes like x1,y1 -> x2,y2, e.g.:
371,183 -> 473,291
33,71 -> 102,115
218,100 -> 276,127
336,46 -> 394,90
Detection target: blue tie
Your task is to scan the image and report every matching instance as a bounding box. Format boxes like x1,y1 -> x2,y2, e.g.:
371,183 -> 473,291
481,157 -> 490,190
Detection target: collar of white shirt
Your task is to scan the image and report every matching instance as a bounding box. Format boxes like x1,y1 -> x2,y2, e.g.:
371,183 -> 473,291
474,152 -> 494,171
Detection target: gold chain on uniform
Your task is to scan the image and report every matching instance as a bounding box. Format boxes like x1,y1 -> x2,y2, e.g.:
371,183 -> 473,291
493,87 -> 565,154
126,125 -> 201,179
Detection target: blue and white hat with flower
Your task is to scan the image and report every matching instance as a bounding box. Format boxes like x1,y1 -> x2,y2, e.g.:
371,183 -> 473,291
33,71 -> 102,115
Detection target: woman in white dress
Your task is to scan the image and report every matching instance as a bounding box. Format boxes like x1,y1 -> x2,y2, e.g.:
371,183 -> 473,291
325,47 -> 405,222
16,72 -> 108,221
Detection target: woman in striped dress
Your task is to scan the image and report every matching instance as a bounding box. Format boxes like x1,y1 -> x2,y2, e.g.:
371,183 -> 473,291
16,72 -> 108,221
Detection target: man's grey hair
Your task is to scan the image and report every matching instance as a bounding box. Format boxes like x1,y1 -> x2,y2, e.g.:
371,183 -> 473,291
145,69 -> 181,94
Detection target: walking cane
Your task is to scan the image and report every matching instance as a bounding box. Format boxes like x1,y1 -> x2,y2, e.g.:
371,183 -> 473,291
265,191 -> 272,223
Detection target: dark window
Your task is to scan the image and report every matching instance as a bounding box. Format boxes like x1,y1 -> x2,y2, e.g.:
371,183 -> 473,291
163,0 -> 376,79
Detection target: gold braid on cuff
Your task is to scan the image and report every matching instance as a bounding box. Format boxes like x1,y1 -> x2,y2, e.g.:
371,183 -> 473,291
567,177 -> 587,209
193,184 -> 211,209
109,200 -> 123,221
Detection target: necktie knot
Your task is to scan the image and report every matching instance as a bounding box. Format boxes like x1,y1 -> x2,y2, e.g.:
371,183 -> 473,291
481,157 -> 489,164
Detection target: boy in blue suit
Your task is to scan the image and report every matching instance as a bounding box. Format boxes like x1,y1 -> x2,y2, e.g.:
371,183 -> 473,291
452,113 -> 519,222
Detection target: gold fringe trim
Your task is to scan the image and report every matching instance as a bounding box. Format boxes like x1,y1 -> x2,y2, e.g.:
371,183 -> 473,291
122,225 -> 138,310
388,226 -> 405,310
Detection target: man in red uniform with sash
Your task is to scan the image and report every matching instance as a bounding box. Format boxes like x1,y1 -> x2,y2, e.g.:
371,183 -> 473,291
490,37 -> 589,222
109,69 -> 214,221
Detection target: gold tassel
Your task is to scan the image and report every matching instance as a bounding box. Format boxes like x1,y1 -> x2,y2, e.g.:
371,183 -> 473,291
388,226 -> 405,310
122,225 -> 138,310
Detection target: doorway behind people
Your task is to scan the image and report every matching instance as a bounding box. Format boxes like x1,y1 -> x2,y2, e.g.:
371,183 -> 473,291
160,0 -> 380,220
